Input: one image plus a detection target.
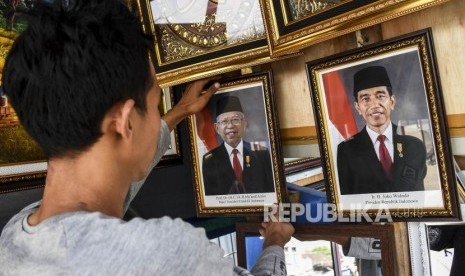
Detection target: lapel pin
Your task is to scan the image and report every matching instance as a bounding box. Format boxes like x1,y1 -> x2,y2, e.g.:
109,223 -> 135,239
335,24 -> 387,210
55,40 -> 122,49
245,155 -> 250,167
397,143 -> 403,158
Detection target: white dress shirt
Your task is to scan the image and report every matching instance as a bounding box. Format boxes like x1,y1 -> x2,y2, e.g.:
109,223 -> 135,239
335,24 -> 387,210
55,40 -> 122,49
366,122 -> 394,161
224,140 -> 244,169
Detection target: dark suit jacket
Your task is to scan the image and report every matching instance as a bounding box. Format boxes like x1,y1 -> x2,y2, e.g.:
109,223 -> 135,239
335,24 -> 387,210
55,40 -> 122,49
337,125 -> 427,195
202,142 -> 274,195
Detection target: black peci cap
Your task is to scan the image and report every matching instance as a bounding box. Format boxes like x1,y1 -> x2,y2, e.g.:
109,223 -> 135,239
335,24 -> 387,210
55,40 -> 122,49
353,66 -> 392,96
215,96 -> 243,117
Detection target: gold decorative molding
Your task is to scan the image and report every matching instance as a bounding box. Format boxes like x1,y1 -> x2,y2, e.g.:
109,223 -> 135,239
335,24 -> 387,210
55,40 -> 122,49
157,50 -> 301,88
292,173 -> 324,186
285,0 -> 343,24
280,126 -> 317,145
261,0 -> 451,57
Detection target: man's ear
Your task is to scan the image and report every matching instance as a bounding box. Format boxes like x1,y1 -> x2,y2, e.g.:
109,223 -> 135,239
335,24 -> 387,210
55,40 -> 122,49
103,99 -> 136,139
214,123 -> 221,135
390,95 -> 396,110
117,99 -> 136,139
354,102 -> 361,115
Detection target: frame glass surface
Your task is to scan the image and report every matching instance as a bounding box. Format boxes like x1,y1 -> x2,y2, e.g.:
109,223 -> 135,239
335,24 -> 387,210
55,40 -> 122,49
306,29 -> 459,220
188,71 -> 285,216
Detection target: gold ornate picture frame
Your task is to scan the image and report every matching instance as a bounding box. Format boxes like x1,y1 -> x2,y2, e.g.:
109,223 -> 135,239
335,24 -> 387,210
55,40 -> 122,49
135,0 -> 274,87
306,29 -> 460,220
260,0 -> 451,57
1,3 -> 46,193
187,71 -> 286,216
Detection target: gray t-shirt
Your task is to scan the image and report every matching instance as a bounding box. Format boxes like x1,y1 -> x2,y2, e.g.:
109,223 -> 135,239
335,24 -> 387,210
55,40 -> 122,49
0,120 -> 286,275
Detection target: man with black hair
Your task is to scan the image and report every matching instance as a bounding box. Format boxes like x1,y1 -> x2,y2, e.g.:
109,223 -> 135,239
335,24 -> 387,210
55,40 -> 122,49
337,66 -> 427,195
202,96 -> 275,195
0,1 -> 293,275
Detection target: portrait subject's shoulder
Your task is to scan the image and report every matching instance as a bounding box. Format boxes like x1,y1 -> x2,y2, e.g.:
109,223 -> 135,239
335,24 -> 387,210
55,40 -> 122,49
396,134 -> 427,156
398,134 -> 426,147
203,152 -> 213,160
253,149 -> 271,159
338,135 -> 356,147
345,136 -> 356,142
203,147 -> 220,160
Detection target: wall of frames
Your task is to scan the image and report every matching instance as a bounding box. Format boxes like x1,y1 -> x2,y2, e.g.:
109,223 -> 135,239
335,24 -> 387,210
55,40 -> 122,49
1,2 -> 465,273
1,0 -> 464,242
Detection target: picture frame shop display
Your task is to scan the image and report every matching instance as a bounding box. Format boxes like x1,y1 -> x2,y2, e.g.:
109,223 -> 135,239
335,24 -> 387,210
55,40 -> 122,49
306,29 -> 460,221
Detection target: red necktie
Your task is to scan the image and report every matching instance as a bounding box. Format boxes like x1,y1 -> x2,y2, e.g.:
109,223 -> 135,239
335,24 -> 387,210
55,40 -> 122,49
232,149 -> 243,185
378,135 -> 392,177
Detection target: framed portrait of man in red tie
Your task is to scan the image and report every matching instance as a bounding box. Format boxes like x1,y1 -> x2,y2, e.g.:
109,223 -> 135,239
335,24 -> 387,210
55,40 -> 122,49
186,71 -> 286,216
306,29 -> 460,221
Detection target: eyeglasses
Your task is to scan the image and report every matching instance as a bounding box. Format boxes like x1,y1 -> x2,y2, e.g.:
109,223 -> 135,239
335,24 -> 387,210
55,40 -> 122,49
216,117 -> 243,127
